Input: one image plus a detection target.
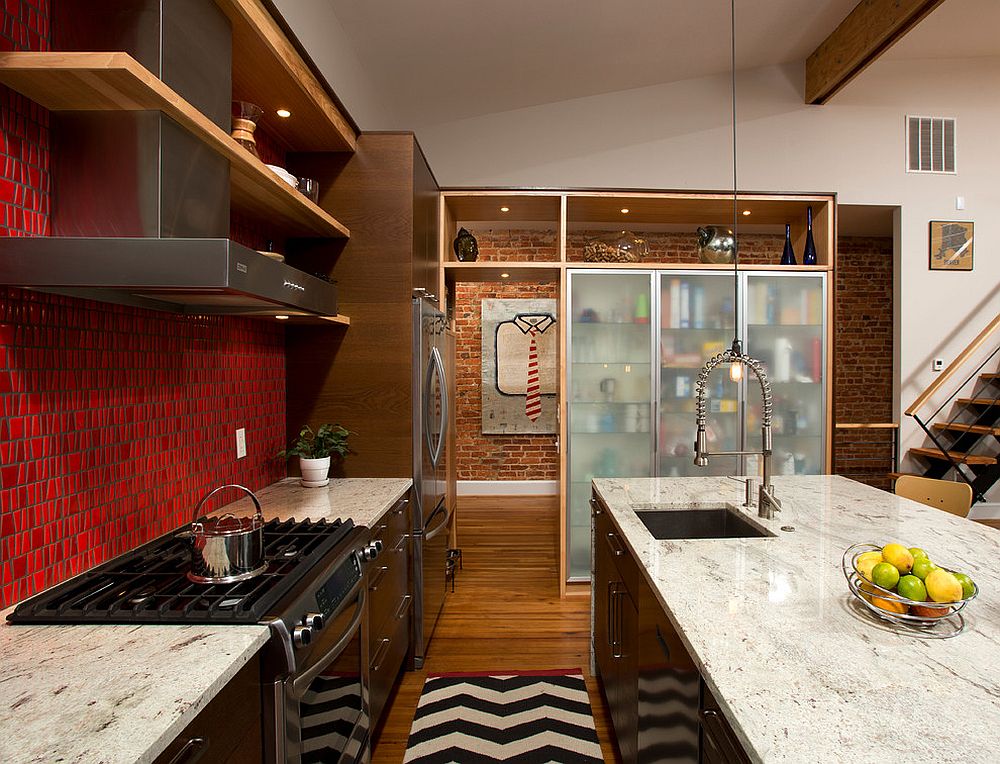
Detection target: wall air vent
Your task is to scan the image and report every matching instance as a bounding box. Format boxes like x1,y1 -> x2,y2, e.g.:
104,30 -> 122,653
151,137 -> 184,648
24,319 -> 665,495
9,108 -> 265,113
906,116 -> 956,174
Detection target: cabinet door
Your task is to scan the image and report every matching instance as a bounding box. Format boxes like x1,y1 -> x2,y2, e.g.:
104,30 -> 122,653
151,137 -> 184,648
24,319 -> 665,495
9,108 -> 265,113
657,273 -> 739,477
744,274 -> 826,476
568,271 -> 654,580
616,585 -> 639,764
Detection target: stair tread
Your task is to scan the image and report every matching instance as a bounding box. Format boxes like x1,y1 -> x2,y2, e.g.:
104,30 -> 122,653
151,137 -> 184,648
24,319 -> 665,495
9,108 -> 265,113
957,397 -> 1000,406
909,447 -> 998,465
932,422 -> 1000,436
981,373 -> 999,381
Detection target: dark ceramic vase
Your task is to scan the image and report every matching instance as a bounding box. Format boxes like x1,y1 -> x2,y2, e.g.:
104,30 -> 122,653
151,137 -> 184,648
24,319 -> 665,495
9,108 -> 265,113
453,227 -> 479,262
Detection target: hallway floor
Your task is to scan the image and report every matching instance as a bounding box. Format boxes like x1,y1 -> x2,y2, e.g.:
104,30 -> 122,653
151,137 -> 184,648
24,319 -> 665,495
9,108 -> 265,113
371,495 -> 619,763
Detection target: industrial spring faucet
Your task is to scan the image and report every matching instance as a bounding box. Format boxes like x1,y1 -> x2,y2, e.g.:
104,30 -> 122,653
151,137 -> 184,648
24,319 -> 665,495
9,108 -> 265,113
694,342 -> 782,519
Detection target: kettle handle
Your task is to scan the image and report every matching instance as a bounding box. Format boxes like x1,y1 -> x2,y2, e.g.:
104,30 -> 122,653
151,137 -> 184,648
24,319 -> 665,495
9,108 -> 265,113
192,484 -> 263,528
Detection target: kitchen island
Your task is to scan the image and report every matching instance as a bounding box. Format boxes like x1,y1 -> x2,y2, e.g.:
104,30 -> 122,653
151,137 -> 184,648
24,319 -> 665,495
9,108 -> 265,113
0,477 -> 412,764
593,475 -> 1000,763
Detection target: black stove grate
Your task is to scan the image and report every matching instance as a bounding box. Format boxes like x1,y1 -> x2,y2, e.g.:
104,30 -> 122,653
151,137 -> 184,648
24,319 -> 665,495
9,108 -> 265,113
7,517 -> 354,625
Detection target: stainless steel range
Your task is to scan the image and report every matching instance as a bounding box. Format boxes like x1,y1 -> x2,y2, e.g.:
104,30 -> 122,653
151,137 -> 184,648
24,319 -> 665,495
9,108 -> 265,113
7,514 -> 381,764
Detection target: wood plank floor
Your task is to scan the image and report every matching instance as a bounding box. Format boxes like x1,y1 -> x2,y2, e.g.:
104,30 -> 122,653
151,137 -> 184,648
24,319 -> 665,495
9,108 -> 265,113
371,495 -> 620,763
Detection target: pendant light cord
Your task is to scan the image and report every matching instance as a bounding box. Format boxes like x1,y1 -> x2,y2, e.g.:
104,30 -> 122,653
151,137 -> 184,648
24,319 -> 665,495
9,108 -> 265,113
730,0 -> 740,355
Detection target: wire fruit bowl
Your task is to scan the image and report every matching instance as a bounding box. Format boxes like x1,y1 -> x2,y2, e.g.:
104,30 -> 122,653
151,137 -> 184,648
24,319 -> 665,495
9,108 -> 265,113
842,543 -> 978,639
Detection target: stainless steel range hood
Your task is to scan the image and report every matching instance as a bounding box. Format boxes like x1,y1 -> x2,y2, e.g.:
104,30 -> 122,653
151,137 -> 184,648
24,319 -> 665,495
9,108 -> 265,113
0,237 -> 337,317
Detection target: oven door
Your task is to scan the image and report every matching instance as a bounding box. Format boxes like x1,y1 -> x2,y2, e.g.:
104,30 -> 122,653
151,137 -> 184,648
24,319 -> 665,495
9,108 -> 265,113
279,580 -> 369,764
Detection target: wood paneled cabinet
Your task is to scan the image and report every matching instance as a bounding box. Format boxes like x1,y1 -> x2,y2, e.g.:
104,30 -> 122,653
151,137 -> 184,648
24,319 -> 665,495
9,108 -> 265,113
592,492 -> 751,764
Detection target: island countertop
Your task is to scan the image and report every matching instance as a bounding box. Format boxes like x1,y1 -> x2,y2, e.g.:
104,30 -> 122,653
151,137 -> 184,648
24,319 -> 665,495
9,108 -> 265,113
0,477 -> 412,764
592,475 -> 1000,763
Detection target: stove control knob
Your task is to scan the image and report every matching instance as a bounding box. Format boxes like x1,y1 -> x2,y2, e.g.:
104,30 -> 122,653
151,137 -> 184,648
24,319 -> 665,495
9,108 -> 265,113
361,541 -> 383,562
292,624 -> 313,649
303,612 -> 325,631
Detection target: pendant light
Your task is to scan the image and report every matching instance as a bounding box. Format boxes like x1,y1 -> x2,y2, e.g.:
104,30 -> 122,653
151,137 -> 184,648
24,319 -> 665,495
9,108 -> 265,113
726,0 -> 743,383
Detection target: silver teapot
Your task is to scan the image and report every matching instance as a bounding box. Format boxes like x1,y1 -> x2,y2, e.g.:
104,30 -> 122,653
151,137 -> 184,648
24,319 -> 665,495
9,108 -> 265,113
696,226 -> 736,264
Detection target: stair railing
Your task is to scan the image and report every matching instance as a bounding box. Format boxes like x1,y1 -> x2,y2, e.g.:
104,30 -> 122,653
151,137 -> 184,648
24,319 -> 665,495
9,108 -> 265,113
904,312 -> 1000,501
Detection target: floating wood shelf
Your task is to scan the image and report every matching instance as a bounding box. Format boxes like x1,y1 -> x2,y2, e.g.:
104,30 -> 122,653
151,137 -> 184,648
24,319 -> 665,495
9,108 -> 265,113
0,52 -> 349,239
277,313 -> 350,326
444,261 -> 562,283
215,0 -> 356,152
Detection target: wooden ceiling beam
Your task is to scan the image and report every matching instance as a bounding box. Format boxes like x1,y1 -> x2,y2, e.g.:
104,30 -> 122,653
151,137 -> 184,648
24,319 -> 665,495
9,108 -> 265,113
805,0 -> 947,105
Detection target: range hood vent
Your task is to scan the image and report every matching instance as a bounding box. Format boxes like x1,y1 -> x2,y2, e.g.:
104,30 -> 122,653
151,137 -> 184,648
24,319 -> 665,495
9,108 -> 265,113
0,238 -> 338,317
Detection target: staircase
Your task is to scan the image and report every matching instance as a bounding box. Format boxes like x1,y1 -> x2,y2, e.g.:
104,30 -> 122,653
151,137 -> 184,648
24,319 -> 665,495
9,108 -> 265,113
898,314 -> 1000,505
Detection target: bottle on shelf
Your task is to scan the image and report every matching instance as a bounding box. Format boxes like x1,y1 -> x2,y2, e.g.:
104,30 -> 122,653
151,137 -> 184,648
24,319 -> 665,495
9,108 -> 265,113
780,223 -> 796,265
803,206 -> 818,265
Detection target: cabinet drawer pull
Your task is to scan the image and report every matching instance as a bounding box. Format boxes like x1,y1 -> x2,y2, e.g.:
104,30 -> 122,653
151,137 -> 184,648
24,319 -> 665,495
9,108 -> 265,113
394,594 -> 412,621
655,624 -> 671,661
605,532 -> 625,557
700,709 -> 745,763
369,565 -> 389,592
392,534 -> 409,554
370,637 -> 391,672
169,737 -> 209,764
589,497 -> 602,516
392,498 -> 409,515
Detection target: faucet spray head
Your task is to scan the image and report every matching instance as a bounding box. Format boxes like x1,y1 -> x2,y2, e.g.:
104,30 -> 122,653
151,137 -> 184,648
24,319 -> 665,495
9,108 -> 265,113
694,427 -> 709,467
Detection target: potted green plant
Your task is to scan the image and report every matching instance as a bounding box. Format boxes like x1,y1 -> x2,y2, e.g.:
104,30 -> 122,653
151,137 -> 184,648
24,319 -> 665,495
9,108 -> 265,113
279,424 -> 351,487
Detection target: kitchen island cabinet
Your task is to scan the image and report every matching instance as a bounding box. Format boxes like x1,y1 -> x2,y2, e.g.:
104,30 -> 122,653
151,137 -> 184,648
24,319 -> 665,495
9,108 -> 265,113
592,475 -> 1000,763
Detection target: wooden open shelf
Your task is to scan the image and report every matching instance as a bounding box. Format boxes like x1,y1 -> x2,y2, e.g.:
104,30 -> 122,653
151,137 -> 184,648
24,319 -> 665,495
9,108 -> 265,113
443,191 -> 562,222
215,0 -> 356,152
0,51 -> 349,238
278,313 -> 350,326
444,261 -> 562,283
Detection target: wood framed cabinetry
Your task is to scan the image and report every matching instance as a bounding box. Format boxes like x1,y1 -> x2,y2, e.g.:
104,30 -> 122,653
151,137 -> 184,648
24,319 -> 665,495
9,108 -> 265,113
438,189 -> 836,594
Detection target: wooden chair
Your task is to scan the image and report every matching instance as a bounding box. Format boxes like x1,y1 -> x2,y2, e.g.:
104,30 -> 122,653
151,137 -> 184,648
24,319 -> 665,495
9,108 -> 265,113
895,475 -> 973,518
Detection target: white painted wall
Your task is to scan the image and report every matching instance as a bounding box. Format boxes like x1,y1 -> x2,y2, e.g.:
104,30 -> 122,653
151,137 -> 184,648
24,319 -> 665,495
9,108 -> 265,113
410,56 -> 1000,509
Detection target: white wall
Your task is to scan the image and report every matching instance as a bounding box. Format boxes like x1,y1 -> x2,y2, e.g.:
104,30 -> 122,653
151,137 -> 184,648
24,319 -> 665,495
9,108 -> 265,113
411,57 -> 1000,506
271,0 -> 399,128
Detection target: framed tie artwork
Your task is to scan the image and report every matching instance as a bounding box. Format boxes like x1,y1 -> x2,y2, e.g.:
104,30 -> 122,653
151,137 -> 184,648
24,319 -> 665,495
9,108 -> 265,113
481,298 -> 558,434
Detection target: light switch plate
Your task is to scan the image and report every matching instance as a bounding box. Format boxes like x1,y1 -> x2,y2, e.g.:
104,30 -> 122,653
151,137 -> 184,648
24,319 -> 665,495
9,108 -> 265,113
932,358 -> 944,372
236,428 -> 247,459
956,196 -> 966,210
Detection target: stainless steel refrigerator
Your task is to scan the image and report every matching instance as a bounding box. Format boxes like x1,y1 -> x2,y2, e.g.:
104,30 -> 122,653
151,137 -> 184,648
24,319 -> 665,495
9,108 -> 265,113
412,295 -> 450,668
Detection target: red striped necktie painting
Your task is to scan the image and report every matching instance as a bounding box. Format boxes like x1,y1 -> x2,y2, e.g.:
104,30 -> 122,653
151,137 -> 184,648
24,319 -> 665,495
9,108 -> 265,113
525,327 -> 541,421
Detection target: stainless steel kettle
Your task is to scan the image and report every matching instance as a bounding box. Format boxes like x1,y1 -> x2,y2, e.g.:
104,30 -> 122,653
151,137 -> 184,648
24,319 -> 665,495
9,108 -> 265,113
188,484 -> 267,584
696,226 -> 736,264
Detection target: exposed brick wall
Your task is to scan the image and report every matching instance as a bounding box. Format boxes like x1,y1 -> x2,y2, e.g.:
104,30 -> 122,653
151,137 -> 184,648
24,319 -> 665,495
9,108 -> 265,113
567,231 -> 784,264
454,279 -> 560,481
0,0 -> 287,608
833,235 -> 895,488
461,228 -> 558,262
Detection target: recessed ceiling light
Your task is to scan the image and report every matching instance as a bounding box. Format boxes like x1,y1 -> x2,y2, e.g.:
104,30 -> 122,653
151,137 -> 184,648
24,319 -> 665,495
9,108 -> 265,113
500,272 -> 510,278
742,209 -> 751,216
275,315 -> 290,320
276,109 -> 291,118
621,208 -> 630,214
500,206 -> 510,213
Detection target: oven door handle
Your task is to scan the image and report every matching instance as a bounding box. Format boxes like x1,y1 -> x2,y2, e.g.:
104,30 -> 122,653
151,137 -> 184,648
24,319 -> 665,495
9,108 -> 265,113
291,585 -> 366,699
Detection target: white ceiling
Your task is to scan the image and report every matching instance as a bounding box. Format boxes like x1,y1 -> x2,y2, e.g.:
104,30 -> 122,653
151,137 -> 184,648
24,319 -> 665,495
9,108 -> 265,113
330,0 -> 860,126
321,0 -> 1000,129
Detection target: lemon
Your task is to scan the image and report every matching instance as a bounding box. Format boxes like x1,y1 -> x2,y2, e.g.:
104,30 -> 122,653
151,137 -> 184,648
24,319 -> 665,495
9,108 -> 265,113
881,543 -> 914,574
872,562 -> 900,590
925,569 -> 963,603
911,557 -> 938,580
855,551 -> 883,581
897,575 -> 927,602
953,572 -> 976,599
909,547 -> 928,560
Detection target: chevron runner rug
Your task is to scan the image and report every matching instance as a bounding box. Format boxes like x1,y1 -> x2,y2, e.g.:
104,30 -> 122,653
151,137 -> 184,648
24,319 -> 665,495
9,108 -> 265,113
403,669 -> 603,763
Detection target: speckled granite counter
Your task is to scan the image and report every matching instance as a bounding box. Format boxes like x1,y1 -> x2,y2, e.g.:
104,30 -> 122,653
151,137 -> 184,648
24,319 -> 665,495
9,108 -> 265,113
0,477 -> 411,763
221,477 -> 412,528
593,475 -> 1000,764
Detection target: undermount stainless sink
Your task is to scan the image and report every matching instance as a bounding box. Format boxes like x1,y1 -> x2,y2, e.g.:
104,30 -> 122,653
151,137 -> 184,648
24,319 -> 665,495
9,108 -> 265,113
635,507 -> 773,539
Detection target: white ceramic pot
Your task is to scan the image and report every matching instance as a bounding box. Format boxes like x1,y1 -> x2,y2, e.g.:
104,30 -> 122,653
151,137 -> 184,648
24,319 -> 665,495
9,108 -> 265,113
299,456 -> 331,487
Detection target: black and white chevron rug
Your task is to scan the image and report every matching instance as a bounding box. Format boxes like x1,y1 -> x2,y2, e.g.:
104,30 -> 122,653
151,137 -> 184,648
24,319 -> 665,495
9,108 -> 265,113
403,669 -> 603,763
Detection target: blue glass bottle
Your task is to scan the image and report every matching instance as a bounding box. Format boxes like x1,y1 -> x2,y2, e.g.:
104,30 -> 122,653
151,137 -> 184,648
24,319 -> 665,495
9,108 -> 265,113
802,206 -> 818,265
780,223 -> 796,265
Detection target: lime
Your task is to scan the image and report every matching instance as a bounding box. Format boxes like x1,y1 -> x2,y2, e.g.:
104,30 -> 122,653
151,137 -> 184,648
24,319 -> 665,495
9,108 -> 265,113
872,562 -> 900,590
953,572 -> 976,599
911,557 -> 938,580
897,575 -> 927,602
909,547 -> 928,560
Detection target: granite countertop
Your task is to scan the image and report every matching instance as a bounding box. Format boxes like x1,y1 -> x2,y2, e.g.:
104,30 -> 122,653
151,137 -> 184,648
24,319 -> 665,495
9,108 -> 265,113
593,475 -> 1000,763
0,477 -> 412,763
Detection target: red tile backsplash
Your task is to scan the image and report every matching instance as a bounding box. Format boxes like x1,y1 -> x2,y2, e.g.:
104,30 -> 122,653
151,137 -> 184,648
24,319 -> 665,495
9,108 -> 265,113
0,0 -> 288,609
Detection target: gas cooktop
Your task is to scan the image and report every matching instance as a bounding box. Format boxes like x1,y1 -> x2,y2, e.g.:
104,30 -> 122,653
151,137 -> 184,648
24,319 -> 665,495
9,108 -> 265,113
7,518 -> 355,625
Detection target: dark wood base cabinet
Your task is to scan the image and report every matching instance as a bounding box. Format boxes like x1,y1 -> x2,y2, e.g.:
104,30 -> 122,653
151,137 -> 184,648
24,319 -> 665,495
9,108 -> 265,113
153,655 -> 262,764
592,492 -> 751,764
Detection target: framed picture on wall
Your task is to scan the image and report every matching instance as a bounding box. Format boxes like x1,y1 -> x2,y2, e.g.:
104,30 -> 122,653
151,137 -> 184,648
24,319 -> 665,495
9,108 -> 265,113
929,221 -> 974,271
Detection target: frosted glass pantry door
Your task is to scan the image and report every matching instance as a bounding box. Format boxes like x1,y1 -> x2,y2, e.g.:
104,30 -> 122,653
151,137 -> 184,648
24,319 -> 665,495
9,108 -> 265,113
567,271 -> 654,580
658,272 -> 739,477
744,274 -> 826,476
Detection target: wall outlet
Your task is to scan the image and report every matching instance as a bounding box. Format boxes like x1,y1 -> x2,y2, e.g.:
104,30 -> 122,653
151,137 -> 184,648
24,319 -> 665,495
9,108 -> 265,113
235,428 -> 247,459
932,358 -> 944,372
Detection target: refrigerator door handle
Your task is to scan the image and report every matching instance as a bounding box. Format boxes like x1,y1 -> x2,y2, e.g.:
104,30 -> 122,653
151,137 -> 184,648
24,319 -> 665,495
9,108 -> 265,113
425,502 -> 453,541
425,346 -> 447,468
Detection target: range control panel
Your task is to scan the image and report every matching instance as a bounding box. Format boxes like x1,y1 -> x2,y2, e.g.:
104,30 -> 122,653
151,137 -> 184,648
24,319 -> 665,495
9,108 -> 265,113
314,554 -> 362,618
